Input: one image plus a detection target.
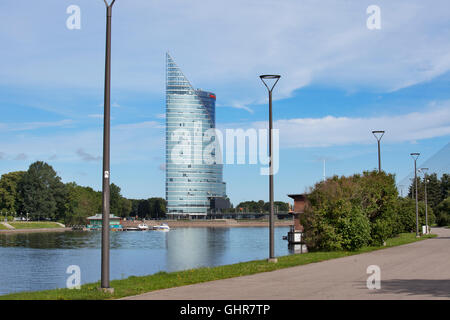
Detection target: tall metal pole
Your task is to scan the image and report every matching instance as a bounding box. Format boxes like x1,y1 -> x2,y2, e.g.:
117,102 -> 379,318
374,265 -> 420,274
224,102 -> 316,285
419,168 -> 429,234
377,140 -> 381,172
269,89 -> 274,260
411,153 -> 420,238
424,174 -> 428,234
101,0 -> 116,290
260,75 -> 280,263
415,160 -> 418,236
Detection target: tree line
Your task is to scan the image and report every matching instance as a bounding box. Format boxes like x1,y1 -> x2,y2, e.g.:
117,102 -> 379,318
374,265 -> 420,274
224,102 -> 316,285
407,173 -> 449,226
0,161 -> 166,225
235,200 -> 290,213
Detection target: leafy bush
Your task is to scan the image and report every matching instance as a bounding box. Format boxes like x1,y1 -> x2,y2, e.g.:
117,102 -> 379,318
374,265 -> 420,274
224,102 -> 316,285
337,207 -> 371,250
302,170 -> 409,251
397,198 -> 435,232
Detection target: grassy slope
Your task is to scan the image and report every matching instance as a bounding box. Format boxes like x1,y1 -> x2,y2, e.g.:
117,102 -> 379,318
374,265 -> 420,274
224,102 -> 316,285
8,222 -> 62,229
0,223 -> 9,230
0,233 -> 436,300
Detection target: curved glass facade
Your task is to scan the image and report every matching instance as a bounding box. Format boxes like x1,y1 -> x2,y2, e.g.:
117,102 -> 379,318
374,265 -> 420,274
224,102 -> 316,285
166,53 -> 227,216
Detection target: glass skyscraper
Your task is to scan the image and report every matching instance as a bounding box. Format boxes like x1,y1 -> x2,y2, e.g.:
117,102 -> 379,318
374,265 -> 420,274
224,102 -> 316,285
165,53 -> 227,218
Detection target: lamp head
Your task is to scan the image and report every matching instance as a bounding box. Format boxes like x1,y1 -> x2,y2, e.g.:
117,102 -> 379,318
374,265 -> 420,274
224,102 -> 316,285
103,0 -> 116,7
260,74 -> 281,92
372,130 -> 385,141
410,152 -> 420,161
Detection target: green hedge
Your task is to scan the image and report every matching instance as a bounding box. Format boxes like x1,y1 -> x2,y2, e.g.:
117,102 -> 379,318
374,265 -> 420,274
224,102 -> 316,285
302,170 -> 433,251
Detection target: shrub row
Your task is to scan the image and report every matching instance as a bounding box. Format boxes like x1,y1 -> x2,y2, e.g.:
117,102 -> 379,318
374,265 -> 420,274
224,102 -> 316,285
301,170 -> 435,251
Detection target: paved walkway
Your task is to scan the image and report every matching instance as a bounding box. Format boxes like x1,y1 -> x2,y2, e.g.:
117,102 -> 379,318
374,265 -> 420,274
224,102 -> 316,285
123,227 -> 450,300
0,223 -> 15,230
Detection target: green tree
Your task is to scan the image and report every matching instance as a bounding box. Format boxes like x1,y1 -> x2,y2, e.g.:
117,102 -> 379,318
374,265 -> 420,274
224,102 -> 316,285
119,197 -> 132,218
110,183 -> 122,216
137,199 -> 151,218
18,162 -> 66,221
0,171 -> 26,213
435,197 -> 450,227
397,197 -> 435,232
440,174 -> 449,201
148,197 -> 166,219
408,173 -> 442,210
64,182 -> 101,225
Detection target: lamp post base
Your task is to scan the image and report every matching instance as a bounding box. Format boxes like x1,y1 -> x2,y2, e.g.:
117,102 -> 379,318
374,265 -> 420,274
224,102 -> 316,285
267,258 -> 278,263
98,287 -> 115,294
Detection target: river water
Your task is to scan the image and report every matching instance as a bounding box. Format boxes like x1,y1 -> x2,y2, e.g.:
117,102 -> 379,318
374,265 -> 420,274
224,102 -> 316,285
0,227 -> 292,295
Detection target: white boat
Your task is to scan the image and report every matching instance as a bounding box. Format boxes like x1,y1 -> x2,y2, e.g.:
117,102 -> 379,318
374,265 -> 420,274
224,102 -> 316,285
138,223 -> 149,231
153,223 -> 170,231
124,227 -> 139,231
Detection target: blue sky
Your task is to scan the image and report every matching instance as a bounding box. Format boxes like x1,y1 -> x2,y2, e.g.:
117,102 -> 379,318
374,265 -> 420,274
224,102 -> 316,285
0,0 -> 449,206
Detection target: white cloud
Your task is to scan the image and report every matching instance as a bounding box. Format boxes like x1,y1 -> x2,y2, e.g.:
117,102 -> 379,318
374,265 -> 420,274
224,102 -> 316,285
249,103 -> 450,148
0,120 -> 73,132
76,149 -> 101,162
1,0 -> 450,109
0,121 -> 164,164
14,153 -> 27,161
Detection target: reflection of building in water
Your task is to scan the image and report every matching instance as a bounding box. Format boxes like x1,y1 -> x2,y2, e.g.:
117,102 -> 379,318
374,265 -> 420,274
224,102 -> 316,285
165,228 -> 228,272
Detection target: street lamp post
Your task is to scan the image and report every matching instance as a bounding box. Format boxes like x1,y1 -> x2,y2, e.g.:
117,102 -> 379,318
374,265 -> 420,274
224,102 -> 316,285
398,185 -> 404,197
260,74 -> 280,263
410,153 -> 420,237
100,0 -> 116,292
372,131 -> 385,173
419,168 -> 429,234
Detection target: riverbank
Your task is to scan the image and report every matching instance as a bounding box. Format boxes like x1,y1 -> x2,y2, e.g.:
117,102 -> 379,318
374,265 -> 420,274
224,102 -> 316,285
0,227 -> 72,235
0,232 -> 436,300
0,219 -> 292,234
0,222 -> 69,235
124,219 -> 293,229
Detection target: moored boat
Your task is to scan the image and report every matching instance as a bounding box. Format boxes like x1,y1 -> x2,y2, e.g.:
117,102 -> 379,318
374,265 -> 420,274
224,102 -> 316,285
138,223 -> 149,231
153,223 -> 170,231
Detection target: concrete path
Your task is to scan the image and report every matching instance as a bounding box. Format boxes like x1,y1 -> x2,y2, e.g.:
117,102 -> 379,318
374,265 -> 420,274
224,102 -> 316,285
123,227 -> 450,300
0,223 -> 15,230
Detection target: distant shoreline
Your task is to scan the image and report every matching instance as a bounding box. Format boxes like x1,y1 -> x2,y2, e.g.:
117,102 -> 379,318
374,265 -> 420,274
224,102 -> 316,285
0,227 -> 72,235
126,219 -> 294,228
0,219 -> 293,235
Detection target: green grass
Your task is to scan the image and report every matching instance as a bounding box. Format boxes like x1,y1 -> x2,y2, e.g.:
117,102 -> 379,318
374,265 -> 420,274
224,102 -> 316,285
0,223 -> 9,230
0,232 -> 436,300
8,222 -> 63,229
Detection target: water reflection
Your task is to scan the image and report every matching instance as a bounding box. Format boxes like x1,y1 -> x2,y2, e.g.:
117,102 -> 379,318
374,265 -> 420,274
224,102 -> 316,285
0,227 -> 290,295
166,228 -> 229,271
